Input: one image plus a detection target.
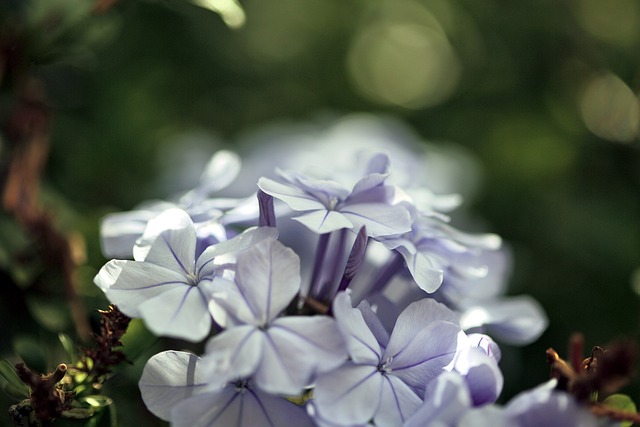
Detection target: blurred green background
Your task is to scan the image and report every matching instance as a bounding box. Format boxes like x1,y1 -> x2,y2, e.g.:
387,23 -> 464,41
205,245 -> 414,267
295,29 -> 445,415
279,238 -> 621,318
1,0 -> 639,425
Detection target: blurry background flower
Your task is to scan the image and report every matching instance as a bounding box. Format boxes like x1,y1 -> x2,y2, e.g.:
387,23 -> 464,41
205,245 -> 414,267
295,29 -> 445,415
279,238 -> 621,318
1,0 -> 639,425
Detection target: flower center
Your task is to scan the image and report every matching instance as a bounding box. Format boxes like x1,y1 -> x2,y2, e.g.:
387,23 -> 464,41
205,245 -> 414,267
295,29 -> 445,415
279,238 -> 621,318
186,272 -> 198,286
377,356 -> 393,373
234,379 -> 249,393
328,197 -> 339,210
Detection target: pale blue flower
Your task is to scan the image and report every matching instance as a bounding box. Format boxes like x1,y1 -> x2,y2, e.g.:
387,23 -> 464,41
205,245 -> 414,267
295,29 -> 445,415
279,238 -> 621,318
452,333 -> 503,405
203,237 -> 348,395
257,153 -> 411,237
407,375 -> 599,427
503,379 -> 598,427
404,372 -> 475,427
139,350 -> 314,427
95,208 -> 277,342
376,210 -> 502,294
311,292 -> 463,426
459,296 -> 549,345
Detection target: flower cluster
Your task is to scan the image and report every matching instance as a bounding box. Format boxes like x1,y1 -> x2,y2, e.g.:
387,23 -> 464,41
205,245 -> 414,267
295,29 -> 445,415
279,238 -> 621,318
94,117 -> 567,426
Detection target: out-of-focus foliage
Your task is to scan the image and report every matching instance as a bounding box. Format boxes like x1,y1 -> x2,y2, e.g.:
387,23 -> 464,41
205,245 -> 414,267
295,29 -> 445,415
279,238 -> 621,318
1,0 -> 639,425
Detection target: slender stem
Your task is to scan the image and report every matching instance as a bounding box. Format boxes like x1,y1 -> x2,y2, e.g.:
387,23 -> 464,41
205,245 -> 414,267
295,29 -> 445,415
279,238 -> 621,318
308,233 -> 331,298
366,251 -> 404,296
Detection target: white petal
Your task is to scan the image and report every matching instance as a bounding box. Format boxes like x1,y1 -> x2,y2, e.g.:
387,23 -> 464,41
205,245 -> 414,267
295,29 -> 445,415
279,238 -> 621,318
171,386 -> 315,427
293,210 -> 353,234
210,277 -> 259,327
172,387 -> 240,427
100,260 -> 188,317
340,203 -> 411,237
454,347 -> 503,405
138,285 -> 212,341
350,172 -> 389,196
387,323 -> 462,394
198,150 -> 241,194
404,371 -> 471,427
258,177 -> 326,211
100,210 -> 157,259
234,238 -> 301,324
333,292 -> 382,364
399,249 -> 444,293
374,374 -> 422,427
385,299 -> 459,356
134,209 -> 196,274
195,226 -> 279,278
254,316 -> 347,395
203,325 -> 263,383
314,363 -> 382,426
94,259 -> 125,292
459,296 -> 548,345
139,350 -> 209,421
467,333 -> 502,363
356,300 -> 390,349
456,405 -> 511,427
442,223 -> 502,251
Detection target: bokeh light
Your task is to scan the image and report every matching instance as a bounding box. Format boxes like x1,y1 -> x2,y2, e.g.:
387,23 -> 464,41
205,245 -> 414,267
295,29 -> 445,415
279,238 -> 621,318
347,0 -> 461,108
572,0 -> 640,47
579,72 -> 640,143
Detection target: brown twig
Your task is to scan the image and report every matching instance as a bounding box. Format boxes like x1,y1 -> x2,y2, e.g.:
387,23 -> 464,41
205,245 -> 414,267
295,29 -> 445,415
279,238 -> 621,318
547,334 -> 638,423
1,75 -> 91,342
14,363 -> 73,421
78,305 -> 131,387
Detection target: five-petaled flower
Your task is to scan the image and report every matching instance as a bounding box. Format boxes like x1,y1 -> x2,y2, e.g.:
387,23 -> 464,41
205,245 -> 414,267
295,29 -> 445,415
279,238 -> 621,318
95,208 -> 277,342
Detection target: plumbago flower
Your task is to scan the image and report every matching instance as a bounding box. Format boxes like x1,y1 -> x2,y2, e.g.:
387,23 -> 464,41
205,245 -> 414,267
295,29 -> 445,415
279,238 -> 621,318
257,153 -> 411,237
139,351 -> 316,427
311,292 -> 465,426
404,373 -> 599,427
364,220 -> 547,345
89,120 -> 562,427
203,236 -> 348,395
374,205 -> 502,294
94,208 -> 277,342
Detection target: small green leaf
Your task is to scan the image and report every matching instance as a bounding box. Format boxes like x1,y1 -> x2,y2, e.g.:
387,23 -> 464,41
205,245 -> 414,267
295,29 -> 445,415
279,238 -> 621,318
603,394 -> 637,427
120,319 -> 159,361
81,395 -> 113,408
26,295 -> 72,332
61,407 -> 95,419
4,382 -> 30,400
13,335 -> 48,374
0,358 -> 30,398
57,396 -> 115,427
59,333 -> 77,364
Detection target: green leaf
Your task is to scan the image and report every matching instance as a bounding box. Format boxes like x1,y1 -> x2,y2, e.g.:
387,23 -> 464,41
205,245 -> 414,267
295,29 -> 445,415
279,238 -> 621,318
603,394 -> 637,427
0,358 -> 29,399
13,335 -> 48,374
56,396 -> 115,427
5,382 -> 30,400
60,407 -> 95,420
59,333 -> 77,364
120,319 -> 158,361
81,395 -> 113,409
26,295 -> 72,332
